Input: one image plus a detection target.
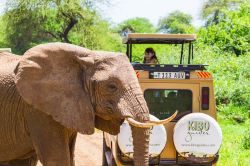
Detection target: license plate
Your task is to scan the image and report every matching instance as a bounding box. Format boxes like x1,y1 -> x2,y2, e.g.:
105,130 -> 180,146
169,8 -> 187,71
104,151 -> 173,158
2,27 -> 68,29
150,72 -> 189,79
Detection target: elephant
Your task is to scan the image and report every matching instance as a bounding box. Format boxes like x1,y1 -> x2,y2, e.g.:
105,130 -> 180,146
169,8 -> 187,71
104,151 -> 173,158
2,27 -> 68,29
0,43 -> 176,166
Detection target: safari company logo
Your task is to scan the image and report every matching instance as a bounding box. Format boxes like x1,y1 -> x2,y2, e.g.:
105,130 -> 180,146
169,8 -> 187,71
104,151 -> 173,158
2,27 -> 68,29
174,113 -> 222,159
185,120 -> 210,142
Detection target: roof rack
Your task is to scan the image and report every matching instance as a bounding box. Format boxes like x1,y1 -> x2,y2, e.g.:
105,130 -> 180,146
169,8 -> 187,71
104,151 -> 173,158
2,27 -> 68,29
123,33 -> 196,44
0,48 -> 11,53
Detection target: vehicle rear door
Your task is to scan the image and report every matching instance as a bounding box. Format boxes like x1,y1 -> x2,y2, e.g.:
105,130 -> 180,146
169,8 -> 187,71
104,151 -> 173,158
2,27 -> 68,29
140,82 -> 200,159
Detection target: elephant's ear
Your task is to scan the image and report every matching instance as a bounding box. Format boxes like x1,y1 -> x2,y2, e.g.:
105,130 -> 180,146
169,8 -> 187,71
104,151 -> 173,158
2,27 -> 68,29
14,43 -> 95,134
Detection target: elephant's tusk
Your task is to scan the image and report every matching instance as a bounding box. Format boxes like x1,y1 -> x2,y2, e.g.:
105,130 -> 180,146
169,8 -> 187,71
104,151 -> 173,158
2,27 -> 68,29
126,111 -> 178,128
126,117 -> 154,128
149,111 -> 178,124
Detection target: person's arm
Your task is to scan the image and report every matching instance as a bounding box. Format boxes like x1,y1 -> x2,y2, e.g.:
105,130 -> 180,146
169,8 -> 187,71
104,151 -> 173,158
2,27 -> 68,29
151,58 -> 159,64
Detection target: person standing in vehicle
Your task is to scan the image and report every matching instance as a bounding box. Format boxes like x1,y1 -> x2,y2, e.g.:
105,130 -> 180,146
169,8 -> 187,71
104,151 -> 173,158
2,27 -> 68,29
143,47 -> 159,64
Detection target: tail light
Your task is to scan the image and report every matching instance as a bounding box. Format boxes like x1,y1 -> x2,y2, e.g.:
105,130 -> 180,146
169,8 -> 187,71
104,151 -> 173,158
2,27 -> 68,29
202,87 -> 209,110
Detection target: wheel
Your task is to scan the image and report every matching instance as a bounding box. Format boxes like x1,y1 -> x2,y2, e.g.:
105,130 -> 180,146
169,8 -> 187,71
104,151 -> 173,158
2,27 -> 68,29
102,132 -> 117,166
109,152 -> 117,166
102,132 -> 109,166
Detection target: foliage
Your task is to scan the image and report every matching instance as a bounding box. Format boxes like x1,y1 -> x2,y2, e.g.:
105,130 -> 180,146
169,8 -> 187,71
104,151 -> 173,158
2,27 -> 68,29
217,104 -> 248,123
3,0 -> 43,53
193,43 -> 250,110
1,0 -> 120,54
217,113 -> 250,165
0,16 -> 8,48
68,13 -> 123,51
157,10 -> 195,33
115,17 -> 155,36
243,132 -> 250,150
201,0 -> 243,26
211,55 -> 250,108
198,2 -> 250,56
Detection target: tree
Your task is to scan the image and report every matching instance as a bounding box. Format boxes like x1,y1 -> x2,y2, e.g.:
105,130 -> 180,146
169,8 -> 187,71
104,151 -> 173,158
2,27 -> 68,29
2,0 -> 119,54
0,16 -> 8,47
198,2 -> 250,56
201,0 -> 243,26
158,11 -> 195,34
116,17 -> 155,36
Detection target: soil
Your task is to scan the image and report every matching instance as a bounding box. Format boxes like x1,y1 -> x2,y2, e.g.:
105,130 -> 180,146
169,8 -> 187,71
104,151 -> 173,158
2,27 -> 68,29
36,131 -> 103,166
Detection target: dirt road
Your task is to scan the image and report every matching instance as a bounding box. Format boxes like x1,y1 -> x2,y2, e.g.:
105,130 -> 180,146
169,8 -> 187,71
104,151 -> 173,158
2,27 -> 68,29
37,131 -> 103,166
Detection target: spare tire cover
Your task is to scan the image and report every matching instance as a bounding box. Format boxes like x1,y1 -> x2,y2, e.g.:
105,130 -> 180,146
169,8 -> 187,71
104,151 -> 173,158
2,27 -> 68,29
118,114 -> 167,158
173,113 -> 222,163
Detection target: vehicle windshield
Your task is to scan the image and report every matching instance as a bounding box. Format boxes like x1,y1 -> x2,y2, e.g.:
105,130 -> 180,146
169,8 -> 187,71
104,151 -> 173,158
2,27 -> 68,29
124,34 -> 196,64
128,43 -> 193,64
144,89 -> 192,120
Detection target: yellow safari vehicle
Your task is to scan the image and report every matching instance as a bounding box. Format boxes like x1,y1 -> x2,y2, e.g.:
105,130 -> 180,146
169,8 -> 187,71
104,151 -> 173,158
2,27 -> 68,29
103,34 -> 222,166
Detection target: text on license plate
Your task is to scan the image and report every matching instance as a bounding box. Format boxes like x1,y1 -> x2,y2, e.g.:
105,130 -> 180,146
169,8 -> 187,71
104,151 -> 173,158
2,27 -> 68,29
150,72 -> 188,79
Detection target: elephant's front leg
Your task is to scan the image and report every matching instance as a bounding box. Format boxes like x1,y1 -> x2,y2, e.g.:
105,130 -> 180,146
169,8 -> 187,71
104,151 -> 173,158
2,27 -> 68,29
24,109 -> 74,166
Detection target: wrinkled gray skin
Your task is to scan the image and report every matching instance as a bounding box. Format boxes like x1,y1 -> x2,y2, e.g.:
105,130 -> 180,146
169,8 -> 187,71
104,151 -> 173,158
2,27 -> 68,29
0,43 -> 150,166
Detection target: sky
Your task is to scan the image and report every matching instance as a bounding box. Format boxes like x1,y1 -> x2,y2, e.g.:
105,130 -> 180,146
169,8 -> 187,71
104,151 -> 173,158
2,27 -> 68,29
98,0 -> 204,27
0,0 -> 6,15
0,0 -> 204,27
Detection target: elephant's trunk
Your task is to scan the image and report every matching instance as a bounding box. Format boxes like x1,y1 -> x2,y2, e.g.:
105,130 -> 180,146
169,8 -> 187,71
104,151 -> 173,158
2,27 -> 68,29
118,84 -> 151,165
131,126 -> 150,166
130,94 -> 150,166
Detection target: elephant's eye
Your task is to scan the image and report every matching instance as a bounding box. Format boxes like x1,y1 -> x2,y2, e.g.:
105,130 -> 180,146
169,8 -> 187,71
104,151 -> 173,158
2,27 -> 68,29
107,83 -> 118,93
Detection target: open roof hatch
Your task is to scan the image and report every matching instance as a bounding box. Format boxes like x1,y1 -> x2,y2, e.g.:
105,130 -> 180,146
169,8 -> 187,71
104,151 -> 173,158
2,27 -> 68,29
123,33 -> 196,64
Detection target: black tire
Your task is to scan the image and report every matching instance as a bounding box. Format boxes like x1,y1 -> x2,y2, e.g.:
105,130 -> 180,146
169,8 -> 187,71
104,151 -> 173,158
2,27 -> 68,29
102,132 -> 109,166
110,152 -> 117,166
102,132 -> 117,166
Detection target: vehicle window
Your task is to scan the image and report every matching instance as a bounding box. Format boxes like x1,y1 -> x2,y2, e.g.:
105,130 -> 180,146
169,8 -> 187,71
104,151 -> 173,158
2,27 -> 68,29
131,44 -> 190,64
144,89 -> 192,120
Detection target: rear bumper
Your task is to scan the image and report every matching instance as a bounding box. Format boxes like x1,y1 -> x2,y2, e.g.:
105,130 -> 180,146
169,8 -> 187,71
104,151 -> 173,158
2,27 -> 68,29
117,153 -> 219,166
154,153 -> 219,166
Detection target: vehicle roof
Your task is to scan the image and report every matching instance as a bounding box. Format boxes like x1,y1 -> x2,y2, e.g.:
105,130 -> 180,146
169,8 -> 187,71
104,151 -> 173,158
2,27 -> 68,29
0,48 -> 11,53
123,33 -> 196,44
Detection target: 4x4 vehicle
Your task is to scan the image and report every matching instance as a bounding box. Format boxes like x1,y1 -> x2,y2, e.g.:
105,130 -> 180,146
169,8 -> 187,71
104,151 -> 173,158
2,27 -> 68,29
103,34 -> 222,166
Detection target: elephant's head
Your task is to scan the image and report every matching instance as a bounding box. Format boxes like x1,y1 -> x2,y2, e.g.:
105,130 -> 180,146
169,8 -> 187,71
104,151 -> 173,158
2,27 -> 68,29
14,43 -> 176,165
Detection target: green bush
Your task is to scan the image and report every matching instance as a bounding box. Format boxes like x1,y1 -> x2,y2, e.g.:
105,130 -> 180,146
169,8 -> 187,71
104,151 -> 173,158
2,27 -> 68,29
217,103 -> 248,123
198,2 -> 250,56
218,114 -> 250,165
243,131 -> 250,149
194,43 -> 250,110
210,54 -> 250,109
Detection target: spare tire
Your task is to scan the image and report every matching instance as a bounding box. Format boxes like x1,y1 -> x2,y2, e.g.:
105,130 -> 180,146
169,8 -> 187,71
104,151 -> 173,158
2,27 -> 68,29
117,114 -> 167,158
173,113 -> 222,163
